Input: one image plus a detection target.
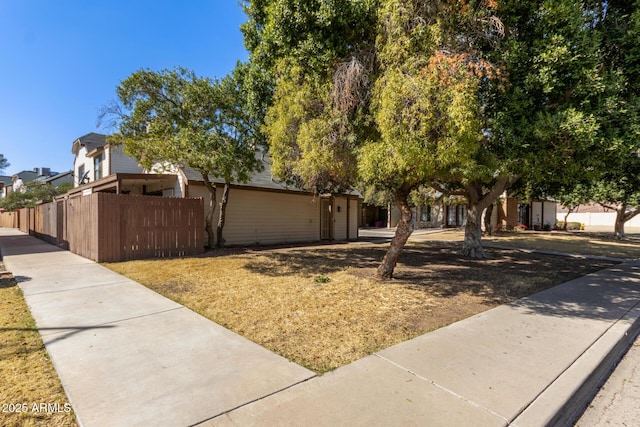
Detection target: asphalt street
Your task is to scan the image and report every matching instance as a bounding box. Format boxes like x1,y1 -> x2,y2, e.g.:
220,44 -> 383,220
576,334 -> 640,426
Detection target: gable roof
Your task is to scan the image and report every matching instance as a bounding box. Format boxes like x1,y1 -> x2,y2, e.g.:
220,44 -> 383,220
43,171 -> 73,184
181,159 -> 305,193
12,170 -> 39,182
181,156 -> 361,196
71,133 -> 107,155
0,175 -> 11,185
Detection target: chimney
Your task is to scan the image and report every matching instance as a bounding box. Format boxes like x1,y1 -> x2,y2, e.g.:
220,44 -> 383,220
42,167 -> 51,176
33,167 -> 40,175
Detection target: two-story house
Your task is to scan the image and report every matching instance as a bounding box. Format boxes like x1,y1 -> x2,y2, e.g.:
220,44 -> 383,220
64,132 -> 360,244
72,133 -> 144,187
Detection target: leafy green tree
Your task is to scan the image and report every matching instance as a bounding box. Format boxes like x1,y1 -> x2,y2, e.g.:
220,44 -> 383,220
446,0 -> 604,256
0,154 -> 8,173
362,0 -> 504,274
588,1 -> 640,238
101,66 -> 262,248
243,0 -> 499,277
0,181 -> 72,211
546,183 -> 591,230
242,0 -> 607,277
537,1 -> 640,238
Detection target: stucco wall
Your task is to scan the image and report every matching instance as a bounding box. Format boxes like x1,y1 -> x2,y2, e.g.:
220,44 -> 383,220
557,212 -> 640,228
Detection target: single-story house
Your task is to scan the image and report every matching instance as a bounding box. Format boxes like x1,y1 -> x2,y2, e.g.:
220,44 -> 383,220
377,192 -> 557,231
63,133 -> 360,245
375,202 -> 449,229
497,195 -> 557,231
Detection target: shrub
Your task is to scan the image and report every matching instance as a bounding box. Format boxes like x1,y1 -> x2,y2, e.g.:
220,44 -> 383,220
556,221 -> 583,230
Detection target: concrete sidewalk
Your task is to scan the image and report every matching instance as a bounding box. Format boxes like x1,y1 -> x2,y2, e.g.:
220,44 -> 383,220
208,261 -> 640,427
2,228 -> 640,426
0,229 -> 315,427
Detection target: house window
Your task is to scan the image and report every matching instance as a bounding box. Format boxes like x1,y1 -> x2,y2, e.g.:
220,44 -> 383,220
77,165 -> 86,185
457,205 -> 466,226
420,205 -> 432,222
94,153 -> 105,180
517,203 -> 530,228
447,206 -> 457,226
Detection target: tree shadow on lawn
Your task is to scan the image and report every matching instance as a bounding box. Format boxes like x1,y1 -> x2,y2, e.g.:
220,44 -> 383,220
243,241 -> 618,303
242,244 -> 387,276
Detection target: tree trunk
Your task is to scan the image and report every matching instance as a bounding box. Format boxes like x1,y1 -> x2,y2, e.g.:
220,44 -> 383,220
376,188 -> 413,280
216,183 -> 230,248
614,203 -> 627,240
202,174 -> 216,249
483,203 -> 494,236
460,203 -> 488,258
562,207 -> 573,231
460,177 -> 515,259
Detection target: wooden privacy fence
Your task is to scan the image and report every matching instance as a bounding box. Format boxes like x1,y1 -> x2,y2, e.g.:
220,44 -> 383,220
18,208 -> 34,233
4,193 -> 204,262
0,211 -> 19,228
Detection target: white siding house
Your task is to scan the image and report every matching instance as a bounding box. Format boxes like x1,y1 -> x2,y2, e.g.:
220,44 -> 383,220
71,133 -> 143,187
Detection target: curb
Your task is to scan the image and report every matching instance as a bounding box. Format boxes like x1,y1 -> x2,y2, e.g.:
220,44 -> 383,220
511,300 -> 640,426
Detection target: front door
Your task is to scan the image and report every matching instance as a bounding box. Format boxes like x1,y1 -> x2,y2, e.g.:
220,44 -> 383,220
321,198 -> 332,240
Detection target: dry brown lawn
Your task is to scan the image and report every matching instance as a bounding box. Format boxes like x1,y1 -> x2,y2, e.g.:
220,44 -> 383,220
483,230 -> 640,259
106,234 -> 618,373
0,270 -> 77,427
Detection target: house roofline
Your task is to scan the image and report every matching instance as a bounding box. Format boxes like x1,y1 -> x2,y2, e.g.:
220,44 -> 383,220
61,173 -> 178,199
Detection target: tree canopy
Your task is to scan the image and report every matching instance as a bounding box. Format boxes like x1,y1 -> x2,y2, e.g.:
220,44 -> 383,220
0,181 -> 72,211
101,65 -> 263,248
585,0 -> 640,237
528,1 -> 640,238
242,0 -> 620,277
0,154 -> 9,173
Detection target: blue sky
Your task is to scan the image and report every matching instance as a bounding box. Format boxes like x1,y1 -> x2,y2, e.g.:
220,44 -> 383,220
0,0 -> 248,177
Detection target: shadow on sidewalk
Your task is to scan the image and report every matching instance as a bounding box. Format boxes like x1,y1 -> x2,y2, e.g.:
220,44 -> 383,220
0,234 -> 65,256
0,325 -> 117,346
511,265 -> 640,322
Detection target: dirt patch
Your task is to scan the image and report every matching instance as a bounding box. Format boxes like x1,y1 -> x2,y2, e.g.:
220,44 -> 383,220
106,239 -> 615,373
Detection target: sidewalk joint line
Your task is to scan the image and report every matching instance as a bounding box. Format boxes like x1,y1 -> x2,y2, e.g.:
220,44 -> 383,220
22,279 -> 137,296
373,353 -> 509,422
189,374 -> 318,426
96,306 -> 186,327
